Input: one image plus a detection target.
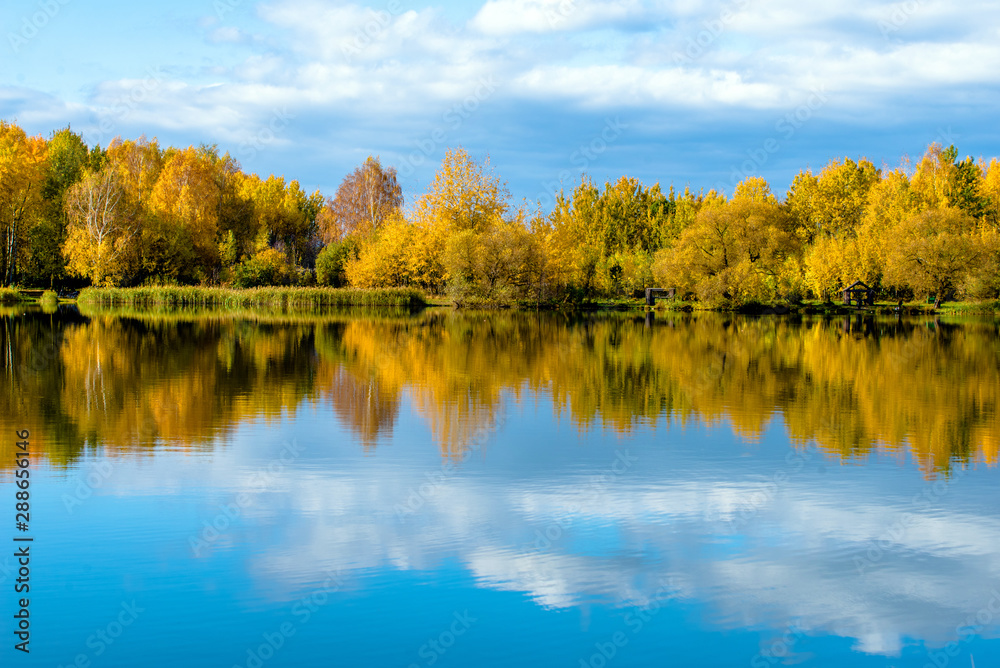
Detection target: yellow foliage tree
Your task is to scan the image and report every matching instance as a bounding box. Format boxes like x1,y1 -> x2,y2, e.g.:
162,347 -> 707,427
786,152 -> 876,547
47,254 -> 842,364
442,211 -> 544,305
63,166 -> 139,286
345,212 -> 441,289
147,147 -> 221,279
804,235 -> 851,300
910,143 -> 957,211
413,147 -> 509,235
884,207 -> 979,305
0,121 -> 48,286
812,158 -> 880,238
654,178 -> 794,305
980,158 -> 1000,228
320,155 -> 402,242
106,136 -> 163,206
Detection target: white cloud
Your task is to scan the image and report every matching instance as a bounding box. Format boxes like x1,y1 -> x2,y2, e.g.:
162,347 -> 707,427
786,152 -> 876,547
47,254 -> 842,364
159,456 -> 1000,657
469,0 -> 645,35
209,26 -> 245,43
514,64 -> 787,109
7,0 -> 1000,200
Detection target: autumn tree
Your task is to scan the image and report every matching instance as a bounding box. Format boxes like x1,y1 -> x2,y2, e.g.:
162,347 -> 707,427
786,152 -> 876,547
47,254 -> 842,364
804,235 -> 851,300
319,156 -> 402,242
790,157 -> 880,297
548,178 -> 602,297
243,175 -> 323,272
345,212 -> 441,289
653,178 -> 794,305
106,136 -> 163,207
443,209 -> 544,305
910,144 -> 958,211
884,207 -> 979,305
544,175 -> 679,298
23,128 -> 90,286
0,121 -> 48,286
315,236 -> 358,287
63,165 -> 139,286
210,152 -> 256,270
146,147 -> 221,282
345,147 -> 516,293
981,159 -> 1000,228
414,148 -> 509,235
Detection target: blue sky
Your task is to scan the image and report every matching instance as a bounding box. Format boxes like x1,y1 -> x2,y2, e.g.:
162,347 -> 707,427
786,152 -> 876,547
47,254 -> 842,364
2,0 -> 998,208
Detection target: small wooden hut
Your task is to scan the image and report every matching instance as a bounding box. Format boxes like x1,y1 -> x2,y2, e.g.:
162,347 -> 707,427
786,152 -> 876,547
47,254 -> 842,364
842,281 -> 874,307
645,288 -> 675,305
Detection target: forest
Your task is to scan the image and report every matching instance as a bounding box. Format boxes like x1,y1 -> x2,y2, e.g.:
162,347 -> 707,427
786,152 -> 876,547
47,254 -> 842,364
2,119 -> 999,307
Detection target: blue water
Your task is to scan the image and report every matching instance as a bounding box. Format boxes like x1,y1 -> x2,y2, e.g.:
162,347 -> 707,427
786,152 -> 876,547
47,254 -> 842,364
3,311 -> 1000,667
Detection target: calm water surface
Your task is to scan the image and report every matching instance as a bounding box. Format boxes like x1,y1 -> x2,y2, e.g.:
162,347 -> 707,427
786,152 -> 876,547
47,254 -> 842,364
2,305 -> 999,667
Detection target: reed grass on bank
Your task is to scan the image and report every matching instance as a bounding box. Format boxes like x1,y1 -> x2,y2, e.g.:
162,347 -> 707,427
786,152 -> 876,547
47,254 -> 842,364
0,288 -> 25,304
77,302 -> 422,325
77,286 -> 427,309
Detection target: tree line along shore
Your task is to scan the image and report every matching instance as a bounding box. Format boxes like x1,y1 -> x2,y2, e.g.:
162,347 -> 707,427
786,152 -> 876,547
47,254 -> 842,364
2,120 -> 999,310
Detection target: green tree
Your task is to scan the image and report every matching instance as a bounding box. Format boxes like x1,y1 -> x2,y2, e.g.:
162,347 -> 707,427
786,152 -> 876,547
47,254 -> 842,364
23,127 -> 89,286
316,237 -> 358,287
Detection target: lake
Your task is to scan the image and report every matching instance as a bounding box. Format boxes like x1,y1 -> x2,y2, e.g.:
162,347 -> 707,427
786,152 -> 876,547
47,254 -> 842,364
2,305 -> 999,667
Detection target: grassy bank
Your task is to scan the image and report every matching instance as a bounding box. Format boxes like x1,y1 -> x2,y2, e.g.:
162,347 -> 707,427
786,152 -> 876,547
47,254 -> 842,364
77,286 -> 427,309
637,297 -> 1000,316
935,299 -> 1000,315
